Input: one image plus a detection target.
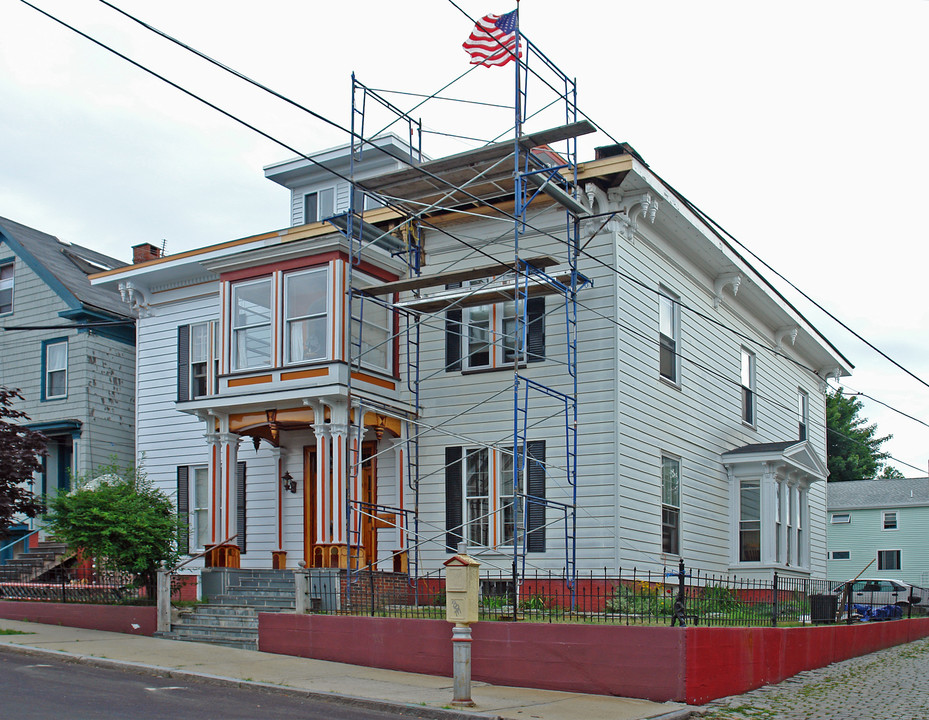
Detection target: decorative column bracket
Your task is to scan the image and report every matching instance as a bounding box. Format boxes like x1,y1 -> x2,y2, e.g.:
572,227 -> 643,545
713,273 -> 741,309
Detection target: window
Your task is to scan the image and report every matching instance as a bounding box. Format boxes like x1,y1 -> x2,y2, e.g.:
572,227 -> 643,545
661,456 -> 681,555
831,551 -> 850,560
178,322 -> 219,401
42,339 -> 68,400
831,513 -> 851,524
883,511 -> 898,530
445,441 -> 546,552
878,549 -> 901,571
741,348 -> 756,426
446,293 -> 544,372
304,188 -> 335,223
739,479 -> 761,562
798,390 -> 809,441
231,278 -> 273,370
0,262 -> 13,314
285,268 -> 328,364
193,466 -> 211,549
350,275 -> 392,373
658,291 -> 679,383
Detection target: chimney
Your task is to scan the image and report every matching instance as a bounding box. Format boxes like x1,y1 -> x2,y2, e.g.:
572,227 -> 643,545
132,243 -> 162,264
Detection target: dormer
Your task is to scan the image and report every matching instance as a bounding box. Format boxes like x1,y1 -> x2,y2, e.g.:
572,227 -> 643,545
263,134 -> 423,228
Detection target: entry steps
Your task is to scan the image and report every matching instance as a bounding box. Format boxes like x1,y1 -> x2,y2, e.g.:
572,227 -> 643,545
0,541 -> 73,583
157,569 -> 297,650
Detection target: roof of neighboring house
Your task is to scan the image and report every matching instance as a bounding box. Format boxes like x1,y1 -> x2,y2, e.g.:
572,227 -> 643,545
0,215 -> 130,318
827,478 -> 929,510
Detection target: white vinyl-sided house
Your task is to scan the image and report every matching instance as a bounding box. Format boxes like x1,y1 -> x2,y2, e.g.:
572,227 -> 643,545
93,131 -> 848,581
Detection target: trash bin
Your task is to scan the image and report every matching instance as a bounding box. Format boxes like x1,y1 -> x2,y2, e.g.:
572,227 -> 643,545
810,594 -> 837,624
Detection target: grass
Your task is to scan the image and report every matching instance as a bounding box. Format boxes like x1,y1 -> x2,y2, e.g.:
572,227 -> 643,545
0,629 -> 33,635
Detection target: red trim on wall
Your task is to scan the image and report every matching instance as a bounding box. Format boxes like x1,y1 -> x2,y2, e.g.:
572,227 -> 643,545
221,253 -> 339,283
0,601 -> 157,635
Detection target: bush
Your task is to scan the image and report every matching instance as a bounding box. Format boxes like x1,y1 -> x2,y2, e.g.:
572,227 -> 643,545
44,461 -> 181,597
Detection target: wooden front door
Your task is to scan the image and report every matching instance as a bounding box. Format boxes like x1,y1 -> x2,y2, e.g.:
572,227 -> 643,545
361,441 -> 377,567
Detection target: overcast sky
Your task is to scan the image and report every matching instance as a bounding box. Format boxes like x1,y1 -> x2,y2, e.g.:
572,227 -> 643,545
1,0 -> 927,475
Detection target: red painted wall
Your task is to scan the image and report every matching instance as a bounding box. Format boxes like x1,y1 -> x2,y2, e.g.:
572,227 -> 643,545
684,618 -> 929,704
0,601 -> 157,636
260,614 -> 686,701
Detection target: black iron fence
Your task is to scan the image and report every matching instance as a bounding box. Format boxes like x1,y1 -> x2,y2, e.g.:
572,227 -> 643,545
328,562 -> 929,627
0,565 -> 149,604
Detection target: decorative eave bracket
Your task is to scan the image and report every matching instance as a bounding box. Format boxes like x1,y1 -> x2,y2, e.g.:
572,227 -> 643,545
775,326 -> 799,351
118,281 -> 151,317
713,273 -> 741,309
816,367 -> 843,394
581,185 -> 659,242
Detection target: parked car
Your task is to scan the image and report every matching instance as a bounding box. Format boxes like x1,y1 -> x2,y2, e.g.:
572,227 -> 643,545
829,578 -> 926,608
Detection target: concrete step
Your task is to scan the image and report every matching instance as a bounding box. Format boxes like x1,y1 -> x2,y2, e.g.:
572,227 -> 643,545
156,629 -> 258,651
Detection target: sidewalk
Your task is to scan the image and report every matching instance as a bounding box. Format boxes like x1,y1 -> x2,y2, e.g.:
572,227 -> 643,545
0,619 -> 696,720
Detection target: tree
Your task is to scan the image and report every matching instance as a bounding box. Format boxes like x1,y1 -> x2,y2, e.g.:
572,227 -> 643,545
826,389 -> 892,482
0,387 -> 46,534
44,461 -> 180,597
880,465 -> 905,479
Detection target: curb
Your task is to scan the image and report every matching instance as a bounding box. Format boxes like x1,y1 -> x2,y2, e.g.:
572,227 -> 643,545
0,643 -> 502,720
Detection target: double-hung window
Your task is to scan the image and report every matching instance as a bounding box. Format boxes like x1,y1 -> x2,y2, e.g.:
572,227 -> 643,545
43,339 -> 68,400
285,268 -> 328,364
177,321 -> 218,401
798,390 -> 809,441
193,466 -> 211,549
303,188 -> 335,224
658,290 -> 680,383
741,348 -> 756,426
447,291 -> 544,371
351,275 -> 392,373
0,262 -> 13,314
446,442 -> 546,552
661,456 -> 681,555
232,278 -> 273,370
739,479 -> 761,562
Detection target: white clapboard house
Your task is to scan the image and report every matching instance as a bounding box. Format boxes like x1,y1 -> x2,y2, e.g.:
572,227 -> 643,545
92,129 -> 848,583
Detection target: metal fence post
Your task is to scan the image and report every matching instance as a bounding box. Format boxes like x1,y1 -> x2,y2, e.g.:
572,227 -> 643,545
771,572 -> 779,627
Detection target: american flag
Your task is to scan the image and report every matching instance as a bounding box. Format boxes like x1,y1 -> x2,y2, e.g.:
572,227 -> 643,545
462,10 -> 521,67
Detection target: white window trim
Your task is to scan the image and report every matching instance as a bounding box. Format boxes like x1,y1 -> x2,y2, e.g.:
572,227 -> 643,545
741,348 -> 756,427
462,295 -> 521,372
284,267 -> 330,366
231,277 -> 273,371
877,549 -> 902,571
191,465 -> 210,551
831,513 -> 851,524
661,454 -> 681,556
189,321 -> 219,399
882,510 -> 898,531
351,271 -> 393,375
830,551 -> 850,560
798,389 -> 809,441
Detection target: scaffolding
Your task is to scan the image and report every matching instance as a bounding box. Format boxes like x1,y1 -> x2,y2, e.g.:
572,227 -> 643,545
328,13 -> 592,606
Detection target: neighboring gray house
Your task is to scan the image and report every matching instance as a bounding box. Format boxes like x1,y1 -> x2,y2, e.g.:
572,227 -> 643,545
0,216 -> 135,539
827,478 -> 929,587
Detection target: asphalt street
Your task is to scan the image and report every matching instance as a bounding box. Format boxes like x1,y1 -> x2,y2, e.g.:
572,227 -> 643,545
702,635 -> 929,720
0,650 -> 411,720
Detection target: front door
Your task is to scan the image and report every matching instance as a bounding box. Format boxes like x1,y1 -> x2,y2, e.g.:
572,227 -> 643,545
360,441 -> 377,568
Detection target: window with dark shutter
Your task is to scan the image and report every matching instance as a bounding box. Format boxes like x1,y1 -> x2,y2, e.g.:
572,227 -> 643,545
177,325 -> 190,402
445,282 -> 463,372
236,461 -> 247,554
445,447 -> 463,551
526,440 -> 546,552
176,466 -> 189,555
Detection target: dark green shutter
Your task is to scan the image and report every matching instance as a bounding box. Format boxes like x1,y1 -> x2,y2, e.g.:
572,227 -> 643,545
445,447 -> 463,551
445,283 -> 462,371
527,297 -> 545,363
236,461 -> 247,554
526,440 -> 546,552
176,466 -> 189,555
177,325 -> 190,402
